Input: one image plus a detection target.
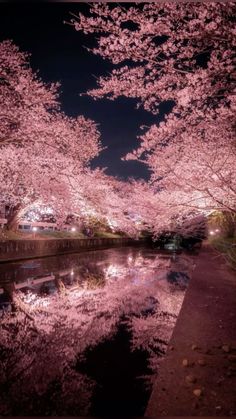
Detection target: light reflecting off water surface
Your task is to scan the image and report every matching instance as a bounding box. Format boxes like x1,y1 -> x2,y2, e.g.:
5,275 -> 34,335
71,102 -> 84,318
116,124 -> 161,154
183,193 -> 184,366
0,246 -> 194,416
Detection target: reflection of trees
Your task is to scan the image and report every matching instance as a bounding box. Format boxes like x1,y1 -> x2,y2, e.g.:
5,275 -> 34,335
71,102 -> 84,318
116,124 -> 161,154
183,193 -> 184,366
0,311 -> 95,415
0,252 -> 194,415
77,263 -> 106,289
85,273 -> 106,290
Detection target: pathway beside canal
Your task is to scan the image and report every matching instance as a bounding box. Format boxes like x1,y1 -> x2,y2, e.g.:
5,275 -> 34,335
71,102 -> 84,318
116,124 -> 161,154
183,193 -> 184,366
146,242 -> 236,417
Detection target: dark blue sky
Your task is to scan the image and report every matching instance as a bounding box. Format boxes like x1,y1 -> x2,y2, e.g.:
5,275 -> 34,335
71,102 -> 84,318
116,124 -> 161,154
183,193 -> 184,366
0,3 -> 168,180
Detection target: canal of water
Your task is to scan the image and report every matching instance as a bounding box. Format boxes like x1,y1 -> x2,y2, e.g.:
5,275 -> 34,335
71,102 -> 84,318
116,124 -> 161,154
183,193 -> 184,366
0,246 -> 193,416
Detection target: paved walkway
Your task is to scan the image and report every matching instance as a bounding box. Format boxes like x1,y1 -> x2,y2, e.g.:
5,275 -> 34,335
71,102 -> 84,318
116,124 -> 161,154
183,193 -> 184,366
146,243 -> 236,417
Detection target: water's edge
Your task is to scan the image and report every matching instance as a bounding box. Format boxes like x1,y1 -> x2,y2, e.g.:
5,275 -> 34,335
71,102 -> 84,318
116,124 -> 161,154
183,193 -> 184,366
0,237 -> 146,263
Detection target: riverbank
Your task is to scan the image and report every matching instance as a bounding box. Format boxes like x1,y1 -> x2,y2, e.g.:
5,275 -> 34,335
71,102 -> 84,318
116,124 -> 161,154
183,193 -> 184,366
0,237 -> 145,263
0,229 -> 124,241
146,242 -> 236,417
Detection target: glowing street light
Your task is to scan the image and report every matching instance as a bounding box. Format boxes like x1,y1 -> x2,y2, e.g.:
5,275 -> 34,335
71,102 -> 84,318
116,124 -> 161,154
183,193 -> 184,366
71,227 -> 76,232
209,230 -> 215,236
32,226 -> 38,239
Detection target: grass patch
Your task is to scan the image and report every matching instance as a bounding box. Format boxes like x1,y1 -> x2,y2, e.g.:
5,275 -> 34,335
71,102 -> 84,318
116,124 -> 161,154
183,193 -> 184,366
0,228 -> 124,241
0,230 -> 27,240
39,230 -> 86,239
210,236 -> 236,270
41,230 -> 124,239
0,229 -> 87,240
94,231 -> 124,238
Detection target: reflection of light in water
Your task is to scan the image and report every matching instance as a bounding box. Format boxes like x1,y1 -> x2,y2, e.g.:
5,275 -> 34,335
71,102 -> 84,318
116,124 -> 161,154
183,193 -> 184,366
105,264 -> 120,278
41,299 -> 50,307
22,291 -> 51,308
68,289 -> 85,300
0,248 -> 193,416
24,292 -> 37,304
104,256 -> 172,281
132,277 -> 142,286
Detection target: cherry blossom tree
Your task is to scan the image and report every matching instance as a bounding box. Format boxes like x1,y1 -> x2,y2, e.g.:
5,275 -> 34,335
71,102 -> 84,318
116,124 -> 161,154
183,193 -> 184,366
71,3 -> 236,223
78,172 -> 166,238
0,39 -> 165,235
146,133 -> 236,214
0,40 -> 59,146
71,3 -> 235,117
0,40 -> 103,230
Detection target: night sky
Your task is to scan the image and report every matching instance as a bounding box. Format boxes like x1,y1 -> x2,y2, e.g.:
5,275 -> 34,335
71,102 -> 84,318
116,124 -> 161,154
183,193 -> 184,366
0,3 -> 168,180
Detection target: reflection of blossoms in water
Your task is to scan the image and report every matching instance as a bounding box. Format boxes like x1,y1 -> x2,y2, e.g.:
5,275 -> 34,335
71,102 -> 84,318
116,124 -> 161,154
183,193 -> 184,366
103,263 -> 126,279
0,249 -> 195,415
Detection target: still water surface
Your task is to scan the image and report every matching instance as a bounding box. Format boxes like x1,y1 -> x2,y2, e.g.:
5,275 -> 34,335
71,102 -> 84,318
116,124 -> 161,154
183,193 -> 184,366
0,246 -> 192,416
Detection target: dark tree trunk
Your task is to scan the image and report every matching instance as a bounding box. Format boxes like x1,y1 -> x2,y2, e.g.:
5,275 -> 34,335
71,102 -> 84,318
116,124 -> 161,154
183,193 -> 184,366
6,204 -> 22,231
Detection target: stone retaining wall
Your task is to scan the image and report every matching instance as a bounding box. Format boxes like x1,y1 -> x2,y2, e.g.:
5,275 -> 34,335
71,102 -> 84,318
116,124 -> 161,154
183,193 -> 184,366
0,237 -> 144,262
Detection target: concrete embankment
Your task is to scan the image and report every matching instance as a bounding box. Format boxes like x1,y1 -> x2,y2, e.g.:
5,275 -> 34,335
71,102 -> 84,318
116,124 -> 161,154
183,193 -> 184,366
0,237 -> 144,262
146,243 -> 236,417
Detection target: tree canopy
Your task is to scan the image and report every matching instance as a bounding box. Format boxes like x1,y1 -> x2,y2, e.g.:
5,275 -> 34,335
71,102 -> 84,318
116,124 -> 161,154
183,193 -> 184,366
71,2 -> 236,223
